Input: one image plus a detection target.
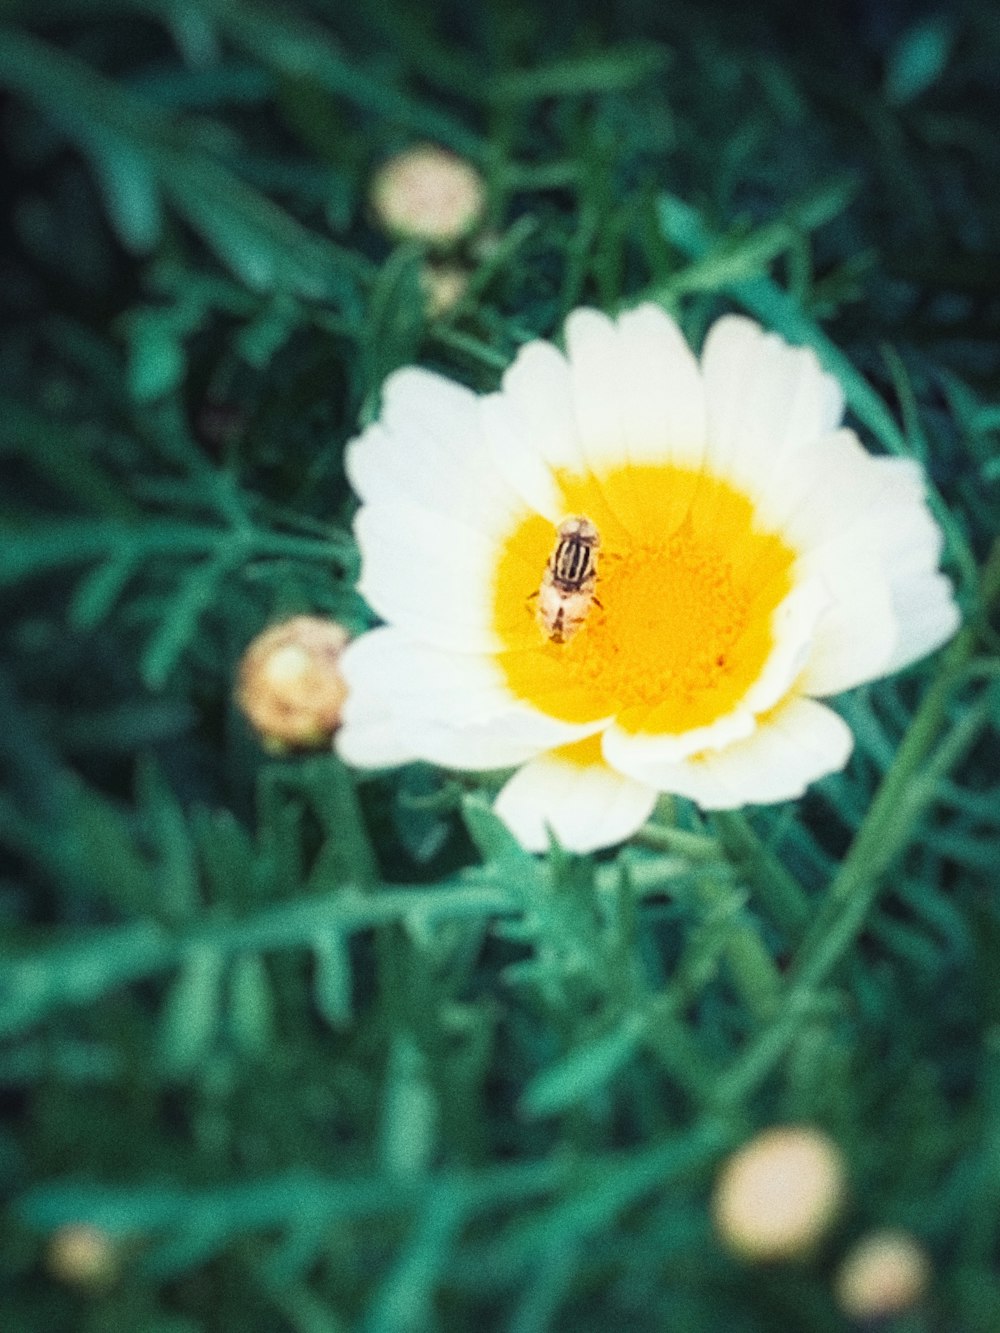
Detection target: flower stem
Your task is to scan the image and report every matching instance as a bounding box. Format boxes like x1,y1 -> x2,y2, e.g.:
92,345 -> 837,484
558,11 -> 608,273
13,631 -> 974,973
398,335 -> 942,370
633,822 -> 720,861
642,800 -> 783,1021
791,658 -> 988,990
711,538 -> 1000,1107
696,875 -> 782,1023
712,810 -> 811,943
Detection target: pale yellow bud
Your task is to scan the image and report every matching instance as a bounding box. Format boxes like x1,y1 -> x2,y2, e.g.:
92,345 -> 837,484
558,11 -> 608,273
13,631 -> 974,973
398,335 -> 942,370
370,144 -> 486,246
236,616 -> 349,750
421,262 -> 470,317
713,1126 -> 846,1261
47,1224 -> 118,1287
835,1230 -> 930,1319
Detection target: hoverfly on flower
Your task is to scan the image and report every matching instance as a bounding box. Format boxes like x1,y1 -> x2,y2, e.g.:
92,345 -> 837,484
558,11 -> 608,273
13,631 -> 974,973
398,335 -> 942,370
534,515 -> 601,645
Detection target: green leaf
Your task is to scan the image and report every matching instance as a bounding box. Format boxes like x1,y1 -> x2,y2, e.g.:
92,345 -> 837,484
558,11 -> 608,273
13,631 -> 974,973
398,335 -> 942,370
65,779 -> 157,916
82,127 -> 163,253
491,43 -> 668,101
461,794 -> 533,867
193,807 -> 258,907
885,16 -> 954,106
298,756 -> 379,888
69,554 -> 137,630
127,312 -> 186,401
137,758 -> 200,921
519,1013 -> 648,1119
140,551 -> 235,690
311,931 -> 353,1028
235,294 -> 301,368
212,0 -> 484,157
360,246 -> 428,407
379,1036 -> 438,1179
157,945 -> 224,1077
227,952 -> 276,1055
392,766 -> 453,865
0,28 -> 372,302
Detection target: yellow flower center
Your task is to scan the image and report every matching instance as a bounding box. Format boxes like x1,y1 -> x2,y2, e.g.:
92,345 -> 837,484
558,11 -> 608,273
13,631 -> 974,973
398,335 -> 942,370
492,463 -> 797,735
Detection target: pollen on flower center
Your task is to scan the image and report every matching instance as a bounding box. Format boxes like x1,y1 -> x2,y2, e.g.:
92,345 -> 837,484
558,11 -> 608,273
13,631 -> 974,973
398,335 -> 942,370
596,528 -> 755,697
492,463 -> 797,735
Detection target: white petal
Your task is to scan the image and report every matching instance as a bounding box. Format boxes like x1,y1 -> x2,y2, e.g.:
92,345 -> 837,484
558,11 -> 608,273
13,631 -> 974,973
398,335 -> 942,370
603,708 -> 757,775
346,368 -> 522,537
554,305 -> 708,535
482,305 -> 707,527
335,716 -> 421,769
481,338 -> 587,520
753,430 -> 887,549
336,628 -> 599,771
481,392 -> 564,519
796,540 -> 897,695
863,461 -> 946,584
863,461 -> 958,671
562,309 -> 627,473
884,572 -> 961,673
614,303 -> 708,464
701,315 -> 844,497
564,305 -> 706,474
795,455 -> 958,693
609,697 -> 853,809
740,578 -> 831,713
494,749 -> 657,853
354,501 -> 501,653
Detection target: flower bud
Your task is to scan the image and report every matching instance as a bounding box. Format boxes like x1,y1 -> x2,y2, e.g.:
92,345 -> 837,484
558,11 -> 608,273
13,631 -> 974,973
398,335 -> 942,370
421,261 -> 470,317
835,1230 -> 930,1319
713,1126 -> 846,1261
237,616 -> 349,751
47,1224 -> 118,1287
370,144 -> 486,247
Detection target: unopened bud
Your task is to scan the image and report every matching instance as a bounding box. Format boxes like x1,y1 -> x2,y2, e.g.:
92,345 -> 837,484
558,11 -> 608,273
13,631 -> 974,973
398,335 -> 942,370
713,1126 -> 846,1261
421,262 -> 470,317
47,1224 -> 118,1287
835,1230 -> 930,1319
237,616 -> 349,751
370,144 -> 486,247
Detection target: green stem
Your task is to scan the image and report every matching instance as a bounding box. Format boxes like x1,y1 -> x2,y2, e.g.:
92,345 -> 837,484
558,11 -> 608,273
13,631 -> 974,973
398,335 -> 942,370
712,597 -> 995,1109
642,802 -> 782,1021
642,1008 -> 721,1102
429,325 -> 510,371
712,810 -> 811,942
792,679 -> 989,991
714,712 -> 985,1109
956,1030 -> 1000,1267
251,530 -> 356,564
632,823 -> 720,861
696,876 -> 782,1023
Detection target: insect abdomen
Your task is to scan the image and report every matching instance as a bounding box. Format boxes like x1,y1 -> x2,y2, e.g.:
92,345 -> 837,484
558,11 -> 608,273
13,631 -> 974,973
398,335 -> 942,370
553,534 -> 595,589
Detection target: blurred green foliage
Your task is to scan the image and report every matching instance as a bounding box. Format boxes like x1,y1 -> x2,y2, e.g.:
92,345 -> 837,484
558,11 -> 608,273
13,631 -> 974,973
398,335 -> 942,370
1,0 -> 999,1329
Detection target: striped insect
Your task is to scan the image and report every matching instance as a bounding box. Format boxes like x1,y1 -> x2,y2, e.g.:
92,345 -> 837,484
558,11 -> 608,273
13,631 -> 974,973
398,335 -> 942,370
535,516 -> 601,644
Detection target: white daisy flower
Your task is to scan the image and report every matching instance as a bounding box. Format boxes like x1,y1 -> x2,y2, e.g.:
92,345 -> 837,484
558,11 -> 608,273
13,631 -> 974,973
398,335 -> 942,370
337,305 -> 960,853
